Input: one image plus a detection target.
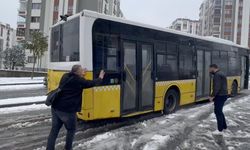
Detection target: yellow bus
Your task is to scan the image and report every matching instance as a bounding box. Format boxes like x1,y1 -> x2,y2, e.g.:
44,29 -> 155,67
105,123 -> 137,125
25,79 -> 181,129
48,10 -> 249,121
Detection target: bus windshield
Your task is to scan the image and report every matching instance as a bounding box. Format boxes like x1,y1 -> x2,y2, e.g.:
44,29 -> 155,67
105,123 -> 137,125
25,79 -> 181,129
50,17 -> 80,62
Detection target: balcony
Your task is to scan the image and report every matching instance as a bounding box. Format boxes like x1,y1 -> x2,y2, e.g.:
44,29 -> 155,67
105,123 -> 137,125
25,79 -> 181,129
16,36 -> 25,42
17,22 -> 26,28
18,10 -> 27,17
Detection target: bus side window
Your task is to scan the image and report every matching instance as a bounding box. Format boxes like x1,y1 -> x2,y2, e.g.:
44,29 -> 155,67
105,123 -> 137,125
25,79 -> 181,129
228,51 -> 238,75
93,34 -> 121,85
179,44 -> 195,79
156,42 -> 178,81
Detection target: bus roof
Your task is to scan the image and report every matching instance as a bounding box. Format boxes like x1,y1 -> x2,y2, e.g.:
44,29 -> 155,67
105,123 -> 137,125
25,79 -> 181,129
54,10 -> 250,50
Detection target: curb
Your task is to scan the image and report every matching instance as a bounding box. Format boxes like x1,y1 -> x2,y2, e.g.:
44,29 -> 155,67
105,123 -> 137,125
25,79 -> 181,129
0,101 -> 45,108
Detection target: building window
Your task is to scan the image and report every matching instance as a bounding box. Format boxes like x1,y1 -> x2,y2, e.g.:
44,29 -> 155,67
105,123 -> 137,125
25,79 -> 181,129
31,17 -> 40,23
224,10 -> 231,14
54,5 -> 59,12
104,4 -> 109,14
68,6 -> 73,14
224,18 -> 232,23
183,22 -> 187,29
28,56 -> 36,63
17,28 -> 25,36
32,3 -> 41,9
30,29 -> 39,35
224,27 -> 232,32
0,27 -> 3,37
225,0 -> 233,6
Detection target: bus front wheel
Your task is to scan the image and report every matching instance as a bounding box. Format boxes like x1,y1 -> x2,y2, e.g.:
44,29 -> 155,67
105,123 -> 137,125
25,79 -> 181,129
231,81 -> 238,97
163,89 -> 180,114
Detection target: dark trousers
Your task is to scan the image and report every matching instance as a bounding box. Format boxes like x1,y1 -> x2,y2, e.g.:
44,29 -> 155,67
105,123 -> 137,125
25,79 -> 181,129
46,108 -> 77,150
214,96 -> 228,132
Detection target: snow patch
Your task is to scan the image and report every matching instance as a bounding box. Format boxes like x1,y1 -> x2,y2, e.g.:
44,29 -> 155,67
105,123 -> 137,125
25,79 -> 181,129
131,139 -> 137,147
0,104 -> 49,114
141,122 -> 147,127
0,77 -> 44,85
8,118 -> 51,129
195,143 -> 208,150
0,84 -> 45,91
198,123 -> 210,128
77,132 -> 114,148
143,134 -> 170,150
0,96 -> 46,106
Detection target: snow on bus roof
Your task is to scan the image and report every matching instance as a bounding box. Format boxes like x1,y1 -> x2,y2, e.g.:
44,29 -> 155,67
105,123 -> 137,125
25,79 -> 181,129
54,10 -> 249,50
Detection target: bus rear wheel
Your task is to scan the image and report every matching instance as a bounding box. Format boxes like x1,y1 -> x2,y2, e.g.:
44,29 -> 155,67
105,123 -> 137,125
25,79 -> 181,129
231,81 -> 238,97
163,89 -> 180,114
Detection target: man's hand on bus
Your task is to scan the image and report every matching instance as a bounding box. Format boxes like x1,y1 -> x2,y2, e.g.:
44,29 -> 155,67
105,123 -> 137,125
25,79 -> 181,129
209,96 -> 214,102
99,70 -> 105,79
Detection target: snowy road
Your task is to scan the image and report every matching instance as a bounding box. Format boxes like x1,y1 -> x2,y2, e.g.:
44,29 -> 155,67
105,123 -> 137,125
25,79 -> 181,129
0,91 -> 249,150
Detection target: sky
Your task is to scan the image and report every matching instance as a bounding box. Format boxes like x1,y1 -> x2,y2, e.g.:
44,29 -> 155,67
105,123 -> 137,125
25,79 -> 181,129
121,0 -> 204,28
0,0 -> 204,29
0,0 -> 18,28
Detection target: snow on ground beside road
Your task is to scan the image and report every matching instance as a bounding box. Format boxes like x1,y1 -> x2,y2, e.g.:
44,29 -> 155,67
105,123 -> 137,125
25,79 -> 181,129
0,84 -> 45,92
0,77 -> 44,85
73,95 -> 250,150
0,104 -> 49,114
0,96 -> 46,106
73,102 -> 214,150
178,96 -> 250,150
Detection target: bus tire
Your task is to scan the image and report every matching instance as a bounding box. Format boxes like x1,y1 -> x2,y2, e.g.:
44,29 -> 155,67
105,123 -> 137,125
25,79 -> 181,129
231,81 -> 238,97
163,89 -> 180,114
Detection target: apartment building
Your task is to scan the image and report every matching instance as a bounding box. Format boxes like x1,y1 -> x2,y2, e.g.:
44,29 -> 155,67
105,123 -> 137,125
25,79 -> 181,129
47,0 -> 123,35
16,0 -> 123,71
170,18 -> 200,35
0,22 -> 16,69
0,23 -> 16,69
199,0 -> 250,47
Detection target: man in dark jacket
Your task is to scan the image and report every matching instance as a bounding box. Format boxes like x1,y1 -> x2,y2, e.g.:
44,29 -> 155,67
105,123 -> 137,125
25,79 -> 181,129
46,65 -> 105,150
208,64 -> 228,134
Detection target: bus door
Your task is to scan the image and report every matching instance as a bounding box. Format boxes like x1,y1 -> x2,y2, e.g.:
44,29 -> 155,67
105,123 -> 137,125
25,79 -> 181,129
121,41 -> 154,114
196,50 -> 211,99
139,43 -> 154,111
240,56 -> 248,89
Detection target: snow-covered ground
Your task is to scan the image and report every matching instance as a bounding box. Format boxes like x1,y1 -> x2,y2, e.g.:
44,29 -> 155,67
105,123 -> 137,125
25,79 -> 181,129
0,84 -> 45,92
71,94 -> 250,150
0,77 -> 44,85
0,96 -> 46,107
0,104 -> 48,114
0,92 -> 249,150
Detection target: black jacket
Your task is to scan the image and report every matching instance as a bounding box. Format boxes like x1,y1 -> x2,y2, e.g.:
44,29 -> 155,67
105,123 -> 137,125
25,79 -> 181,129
211,70 -> 228,97
52,72 -> 102,113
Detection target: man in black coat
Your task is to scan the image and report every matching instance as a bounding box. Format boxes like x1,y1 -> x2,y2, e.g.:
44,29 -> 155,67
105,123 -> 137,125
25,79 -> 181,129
208,64 -> 228,134
46,65 -> 105,150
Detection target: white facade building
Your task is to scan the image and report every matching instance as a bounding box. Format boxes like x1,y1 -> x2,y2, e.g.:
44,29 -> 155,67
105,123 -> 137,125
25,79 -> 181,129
0,23 -> 16,69
170,18 -> 200,35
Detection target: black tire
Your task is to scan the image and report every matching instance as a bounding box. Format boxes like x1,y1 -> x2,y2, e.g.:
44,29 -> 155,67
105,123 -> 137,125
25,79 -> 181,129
163,89 -> 180,114
231,81 -> 238,97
